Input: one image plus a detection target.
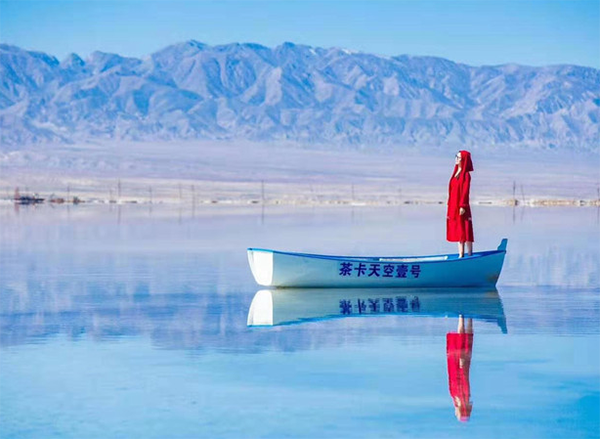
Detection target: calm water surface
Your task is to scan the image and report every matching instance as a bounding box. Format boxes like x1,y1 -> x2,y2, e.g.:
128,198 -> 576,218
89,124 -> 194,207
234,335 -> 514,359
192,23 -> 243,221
0,204 -> 598,439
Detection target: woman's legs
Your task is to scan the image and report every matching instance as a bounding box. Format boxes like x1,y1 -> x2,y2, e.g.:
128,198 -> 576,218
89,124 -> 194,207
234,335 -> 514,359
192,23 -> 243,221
465,241 -> 473,256
458,242 -> 465,258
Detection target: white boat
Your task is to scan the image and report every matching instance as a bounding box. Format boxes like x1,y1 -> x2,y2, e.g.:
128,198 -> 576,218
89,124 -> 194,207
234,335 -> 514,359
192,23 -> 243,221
247,239 -> 507,288
247,287 -> 507,333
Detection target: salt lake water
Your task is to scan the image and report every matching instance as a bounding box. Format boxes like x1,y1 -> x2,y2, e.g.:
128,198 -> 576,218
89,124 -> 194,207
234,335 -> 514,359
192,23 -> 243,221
0,204 -> 598,439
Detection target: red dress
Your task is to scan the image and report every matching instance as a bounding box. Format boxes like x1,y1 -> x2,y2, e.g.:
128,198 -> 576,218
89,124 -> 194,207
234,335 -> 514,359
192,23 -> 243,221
446,332 -> 473,421
447,151 -> 474,243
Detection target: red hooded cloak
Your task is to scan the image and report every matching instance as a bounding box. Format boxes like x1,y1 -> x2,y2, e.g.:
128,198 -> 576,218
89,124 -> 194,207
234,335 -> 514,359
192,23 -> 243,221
447,150 -> 474,243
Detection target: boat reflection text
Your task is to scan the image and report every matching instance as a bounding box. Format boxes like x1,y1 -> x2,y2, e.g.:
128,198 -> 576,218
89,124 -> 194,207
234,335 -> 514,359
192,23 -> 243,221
247,287 -> 507,333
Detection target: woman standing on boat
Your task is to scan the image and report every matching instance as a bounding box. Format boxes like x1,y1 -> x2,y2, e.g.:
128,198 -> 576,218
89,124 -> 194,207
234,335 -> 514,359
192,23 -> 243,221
447,151 -> 474,258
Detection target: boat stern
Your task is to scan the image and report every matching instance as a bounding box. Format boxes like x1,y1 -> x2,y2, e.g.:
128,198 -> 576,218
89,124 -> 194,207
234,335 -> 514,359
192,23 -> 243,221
488,238 -> 509,286
497,238 -> 508,252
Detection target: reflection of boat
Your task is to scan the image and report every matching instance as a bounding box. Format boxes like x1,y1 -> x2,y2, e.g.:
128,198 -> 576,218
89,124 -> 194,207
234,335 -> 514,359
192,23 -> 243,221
247,239 -> 508,288
247,287 -> 507,333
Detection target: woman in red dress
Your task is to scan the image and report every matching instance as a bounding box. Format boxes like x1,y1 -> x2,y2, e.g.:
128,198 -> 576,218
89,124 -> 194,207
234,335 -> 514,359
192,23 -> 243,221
446,315 -> 474,422
447,150 -> 474,258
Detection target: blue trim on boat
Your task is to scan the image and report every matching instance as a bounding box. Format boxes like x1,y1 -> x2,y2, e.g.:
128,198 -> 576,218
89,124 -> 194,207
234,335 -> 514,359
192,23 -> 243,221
247,247 -> 505,265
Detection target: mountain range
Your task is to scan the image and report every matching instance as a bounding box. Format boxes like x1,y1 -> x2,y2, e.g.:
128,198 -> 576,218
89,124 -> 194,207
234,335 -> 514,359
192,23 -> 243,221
1,41 -> 598,150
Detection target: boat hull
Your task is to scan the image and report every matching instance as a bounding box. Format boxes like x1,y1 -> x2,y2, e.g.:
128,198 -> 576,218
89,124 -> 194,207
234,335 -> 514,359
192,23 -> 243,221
247,239 -> 507,288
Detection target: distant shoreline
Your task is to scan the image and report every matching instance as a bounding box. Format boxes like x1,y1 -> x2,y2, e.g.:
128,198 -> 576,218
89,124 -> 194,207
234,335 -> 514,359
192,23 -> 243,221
2,194 -> 599,208
2,141 -> 598,210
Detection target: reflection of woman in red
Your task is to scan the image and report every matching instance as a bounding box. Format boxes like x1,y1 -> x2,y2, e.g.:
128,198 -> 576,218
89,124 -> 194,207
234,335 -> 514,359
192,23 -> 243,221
447,151 -> 474,258
447,315 -> 473,422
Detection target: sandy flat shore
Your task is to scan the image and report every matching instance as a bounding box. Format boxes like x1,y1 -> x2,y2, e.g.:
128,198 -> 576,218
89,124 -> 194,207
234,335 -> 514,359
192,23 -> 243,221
1,140 -> 598,207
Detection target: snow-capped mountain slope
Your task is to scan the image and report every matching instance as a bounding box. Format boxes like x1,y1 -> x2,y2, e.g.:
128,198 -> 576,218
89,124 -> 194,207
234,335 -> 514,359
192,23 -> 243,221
1,41 -> 598,149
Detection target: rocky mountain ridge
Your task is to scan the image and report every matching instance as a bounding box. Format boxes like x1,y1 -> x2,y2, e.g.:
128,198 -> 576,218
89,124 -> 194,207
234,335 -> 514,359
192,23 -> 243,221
1,41 -> 598,149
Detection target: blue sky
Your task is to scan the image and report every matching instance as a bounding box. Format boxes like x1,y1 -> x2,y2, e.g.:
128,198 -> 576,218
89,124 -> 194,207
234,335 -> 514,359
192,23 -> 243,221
1,0 -> 598,68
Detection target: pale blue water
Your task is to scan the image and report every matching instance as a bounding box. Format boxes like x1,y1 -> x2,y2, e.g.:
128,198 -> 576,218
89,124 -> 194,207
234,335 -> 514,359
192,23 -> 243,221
0,204 -> 598,439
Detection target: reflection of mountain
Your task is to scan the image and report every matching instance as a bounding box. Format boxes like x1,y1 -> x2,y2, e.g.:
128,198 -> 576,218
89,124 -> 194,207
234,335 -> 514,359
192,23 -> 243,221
506,247 -> 599,288
0,273 -> 509,351
1,205 -> 598,351
1,268 -> 598,351
248,288 -> 507,333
